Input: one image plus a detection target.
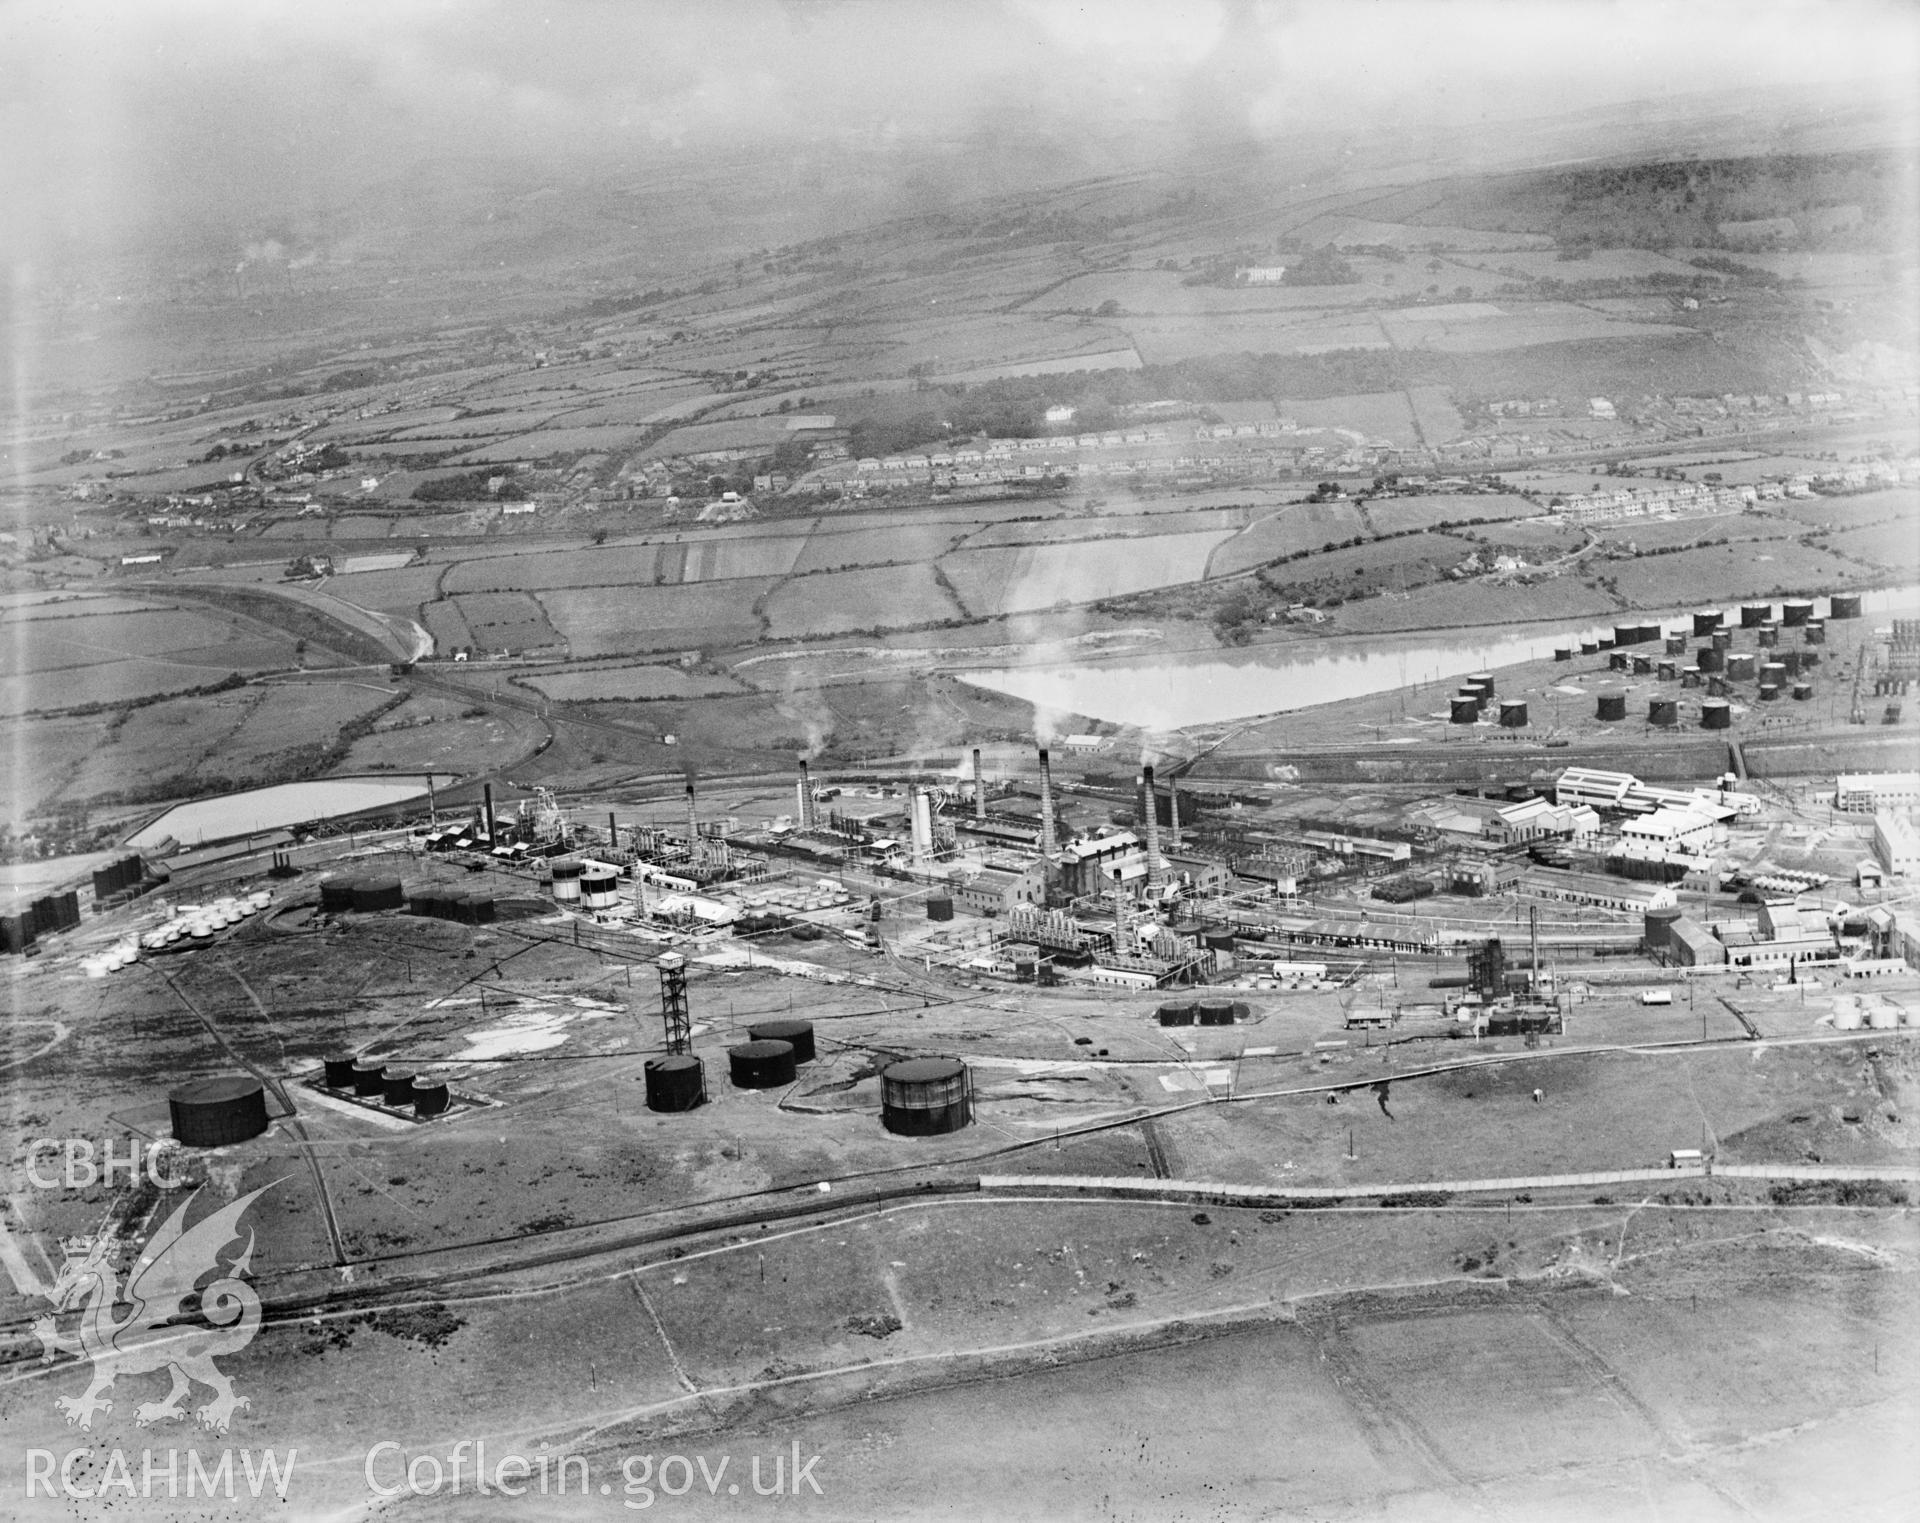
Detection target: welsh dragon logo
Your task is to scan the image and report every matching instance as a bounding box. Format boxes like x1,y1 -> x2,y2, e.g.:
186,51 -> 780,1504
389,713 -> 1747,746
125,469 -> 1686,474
33,1183 -> 275,1433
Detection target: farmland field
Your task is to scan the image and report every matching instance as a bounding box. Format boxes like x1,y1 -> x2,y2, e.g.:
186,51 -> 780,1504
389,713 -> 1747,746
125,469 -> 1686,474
5,605 -> 271,676
521,665 -> 748,701
335,693 -> 544,774
1206,503 -> 1367,576
1775,486 -> 1918,530
1606,541 -> 1868,605
1590,512 -> 1787,549
1276,391 -> 1418,443
1324,574 -> 1623,634
1367,493 -> 1544,533
450,591 -> 564,653
197,682 -> 399,775
325,564 -> 444,618
540,579 -> 775,656
420,598 -> 473,653
792,519 -> 968,573
1125,311 -> 1390,363
941,531 -> 1234,616
442,537 -> 807,592
961,508 -> 1251,549
1824,517 -> 1920,572
762,564 -> 964,638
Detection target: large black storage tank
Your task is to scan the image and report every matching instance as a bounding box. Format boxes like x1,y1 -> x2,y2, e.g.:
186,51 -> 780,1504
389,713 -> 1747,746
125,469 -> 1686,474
1648,698 -> 1678,727
1829,592 -> 1862,620
1579,639 -> 1599,656
408,889 -> 442,917
459,891 -> 496,924
319,878 -> 357,913
1467,672 -> 1495,697
1196,998 -> 1235,1026
1782,598 -> 1814,627
729,1039 -> 797,1089
323,1055 -> 357,1089
410,1077 -> 451,1117
1664,633 -> 1687,655
351,1061 -> 388,1097
1701,698 -> 1732,730
1608,652 -> 1630,672
1793,681 -> 1814,701
1156,1001 -> 1196,1027
748,1019 -> 816,1063
1656,660 -> 1677,681
1725,653 -> 1756,682
1643,905 -> 1683,952
644,1056 -> 705,1112
1499,700 -> 1529,728
1553,645 -> 1573,662
1697,646 -> 1725,674
1449,696 -> 1480,725
1631,655 -> 1653,675
1803,620 -> 1826,645
1611,624 -> 1641,649
1757,623 -> 1779,647
926,894 -> 954,922
1,912 -> 34,955
381,1069 -> 417,1106
169,1076 -> 269,1148
1596,692 -> 1627,721
352,875 -> 405,913
1692,609 -> 1723,636
881,1057 -> 972,1136
1740,602 -> 1772,628
1711,629 -> 1733,651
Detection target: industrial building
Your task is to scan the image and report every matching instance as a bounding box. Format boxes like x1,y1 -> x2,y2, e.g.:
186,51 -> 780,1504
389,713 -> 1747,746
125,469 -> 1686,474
1873,813 -> 1920,877
1836,773 -> 1920,813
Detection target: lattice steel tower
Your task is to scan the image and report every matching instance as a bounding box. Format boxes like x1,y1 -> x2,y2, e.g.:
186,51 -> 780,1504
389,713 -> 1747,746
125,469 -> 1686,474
657,952 -> 691,1054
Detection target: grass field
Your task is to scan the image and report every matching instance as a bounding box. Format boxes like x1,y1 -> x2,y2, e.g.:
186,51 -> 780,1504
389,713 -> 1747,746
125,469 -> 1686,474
522,665 -> 748,700
452,591 -> 564,653
335,693 -> 543,774
1324,575 -> 1623,634
540,579 -> 774,656
1605,541 -> 1868,605
325,564 -> 443,618
1207,503 -> 1368,576
1591,512 -> 1789,549
1775,486 -> 1918,528
961,508 -> 1251,550
942,531 -> 1233,616
1367,493 -> 1544,533
1825,517 -> 1920,572
791,519 -> 969,573
763,564 -> 964,638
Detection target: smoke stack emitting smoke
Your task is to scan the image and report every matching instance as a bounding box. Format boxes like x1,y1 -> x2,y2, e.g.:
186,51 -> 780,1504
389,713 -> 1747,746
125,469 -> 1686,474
796,757 -> 815,831
1142,764 -> 1163,890
1037,747 -> 1057,857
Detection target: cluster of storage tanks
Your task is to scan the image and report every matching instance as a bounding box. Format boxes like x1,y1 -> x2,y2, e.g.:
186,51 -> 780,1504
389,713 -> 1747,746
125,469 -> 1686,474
1449,674 -> 1530,728
90,854 -> 150,904
318,874 -> 406,913
1559,597 -> 1856,729
320,1055 -> 452,1117
81,891 -> 275,976
1156,998 -> 1241,1026
647,1016 -> 974,1135
2,890 -> 82,956
1829,994 -> 1914,1031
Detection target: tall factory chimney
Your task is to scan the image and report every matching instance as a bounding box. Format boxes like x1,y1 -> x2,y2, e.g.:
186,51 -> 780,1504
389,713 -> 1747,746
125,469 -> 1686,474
1168,780 -> 1182,850
972,748 -> 986,821
1141,764 -> 1164,892
1036,748 -> 1058,856
684,781 -> 699,849
796,757 -> 815,831
483,783 -> 495,844
909,788 -> 935,863
608,811 -> 620,853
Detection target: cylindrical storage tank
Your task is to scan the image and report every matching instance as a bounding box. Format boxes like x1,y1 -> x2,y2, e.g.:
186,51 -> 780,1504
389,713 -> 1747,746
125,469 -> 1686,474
323,1055 -> 357,1089
463,892 -> 496,925
643,1056 -> 704,1113
1681,666 -> 1702,687
1649,698 -> 1678,727
1467,672 -> 1495,696
1693,609 -> 1722,636
1779,650 -> 1804,676
1702,699 -> 1732,729
1758,683 -> 1780,702
319,878 -> 356,913
1644,905 -> 1683,950
1665,634 -> 1687,655
351,875 -> 404,913
1708,676 -> 1731,697
1631,655 -> 1653,675
1782,598 -> 1814,627
1761,662 -> 1787,688
1711,629 -> 1733,651
1832,1001 -> 1864,1031
881,1056 -> 972,1136
381,1069 -> 417,1106
169,1076 -> 269,1148
1726,653 -> 1757,682
1829,593 -> 1863,620
1804,620 -> 1826,645
1793,682 -> 1814,701
1596,636 -> 1615,651
1596,692 -> 1627,721
1580,639 -> 1599,656
411,1077 -> 451,1117
1196,998 -> 1235,1026
1499,699 -> 1529,728
729,1038 -> 796,1090
549,859 -> 584,904
580,869 -> 620,911
1202,930 -> 1237,953
408,891 -> 441,917
1157,1000 -> 1196,1026
1554,645 -> 1573,662
926,894 -> 954,922
352,1061 -> 387,1097
1801,651 -> 1821,670
1740,602 -> 1772,628
1697,646 -> 1724,674
1608,652 -> 1630,671
748,1019 -> 816,1063
1612,624 -> 1641,649
1757,623 -> 1778,647
1657,660 -> 1677,681
1450,696 -> 1480,725
1867,1004 -> 1899,1030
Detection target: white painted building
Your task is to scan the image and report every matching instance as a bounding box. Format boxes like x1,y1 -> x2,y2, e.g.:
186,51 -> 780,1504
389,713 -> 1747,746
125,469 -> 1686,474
1872,812 -> 1920,877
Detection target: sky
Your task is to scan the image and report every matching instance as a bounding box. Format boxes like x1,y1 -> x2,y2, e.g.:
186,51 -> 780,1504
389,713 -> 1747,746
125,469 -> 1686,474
3,0 -> 1915,272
